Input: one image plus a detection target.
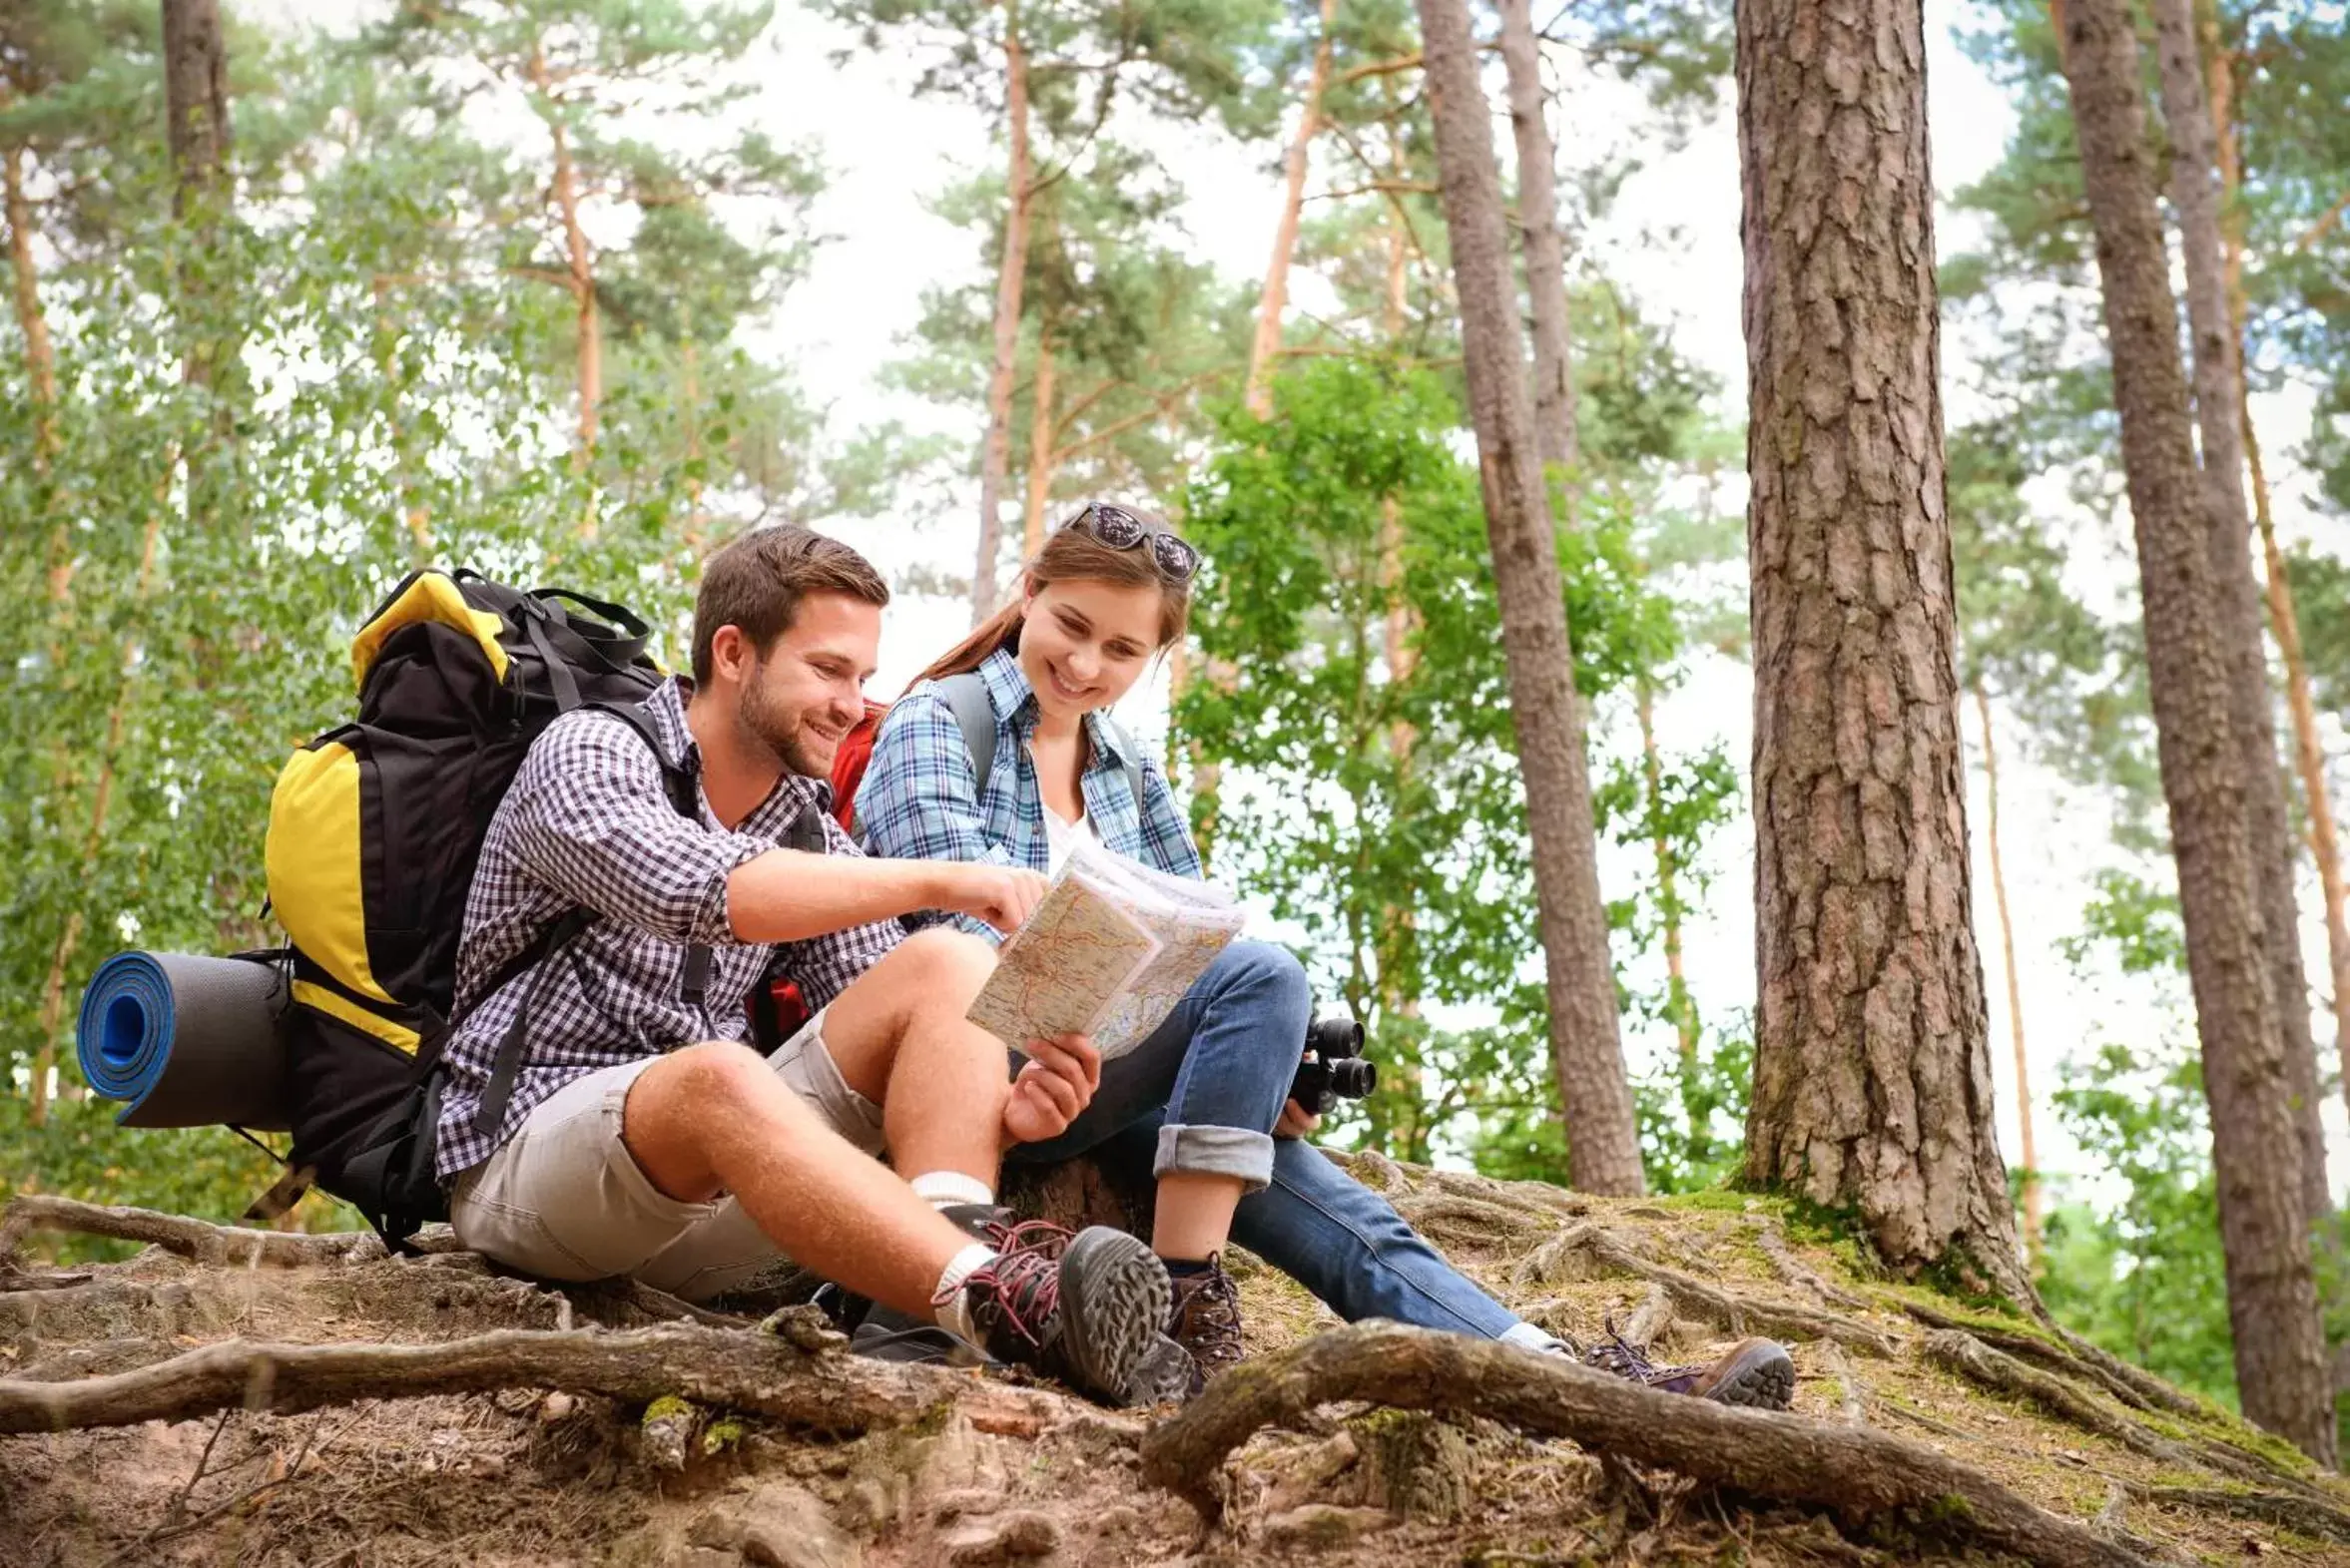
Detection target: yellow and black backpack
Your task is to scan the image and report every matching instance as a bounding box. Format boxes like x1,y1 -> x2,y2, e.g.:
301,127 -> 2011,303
264,568 -> 681,1245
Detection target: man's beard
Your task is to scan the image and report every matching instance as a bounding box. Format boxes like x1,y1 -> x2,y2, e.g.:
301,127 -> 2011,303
739,679 -> 834,780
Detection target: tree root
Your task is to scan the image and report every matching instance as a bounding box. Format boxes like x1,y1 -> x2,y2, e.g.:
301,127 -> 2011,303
1135,1321 -> 2148,1568
1750,1223 -> 1871,1310
1619,1283 -> 1674,1350
1900,1301 -> 2159,1414
1393,1193 -> 1554,1248
1920,1331 -> 2321,1497
2128,1483 -> 2350,1545
0,1320 -> 1068,1437
1518,1224 -> 1897,1357
0,1196 -> 383,1270
2051,1324 -> 2203,1418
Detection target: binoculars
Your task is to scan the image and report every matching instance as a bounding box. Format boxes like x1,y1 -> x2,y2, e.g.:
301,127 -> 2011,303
1290,1012 -> 1377,1116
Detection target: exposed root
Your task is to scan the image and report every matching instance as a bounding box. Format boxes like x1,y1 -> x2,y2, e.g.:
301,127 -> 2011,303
1750,1222 -> 1870,1309
1817,1342 -> 1867,1426
0,1320 -> 1066,1437
1518,1224 -> 1897,1357
1902,1301 -> 2156,1414
2128,1483 -> 2350,1545
1136,1320 -> 2149,1568
1392,1193 -> 1553,1248
1619,1283 -> 1674,1350
1,1196 -> 384,1270
2051,1324 -> 2203,1418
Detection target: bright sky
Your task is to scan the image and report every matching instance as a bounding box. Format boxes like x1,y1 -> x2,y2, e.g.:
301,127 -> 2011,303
243,0 -> 2350,1204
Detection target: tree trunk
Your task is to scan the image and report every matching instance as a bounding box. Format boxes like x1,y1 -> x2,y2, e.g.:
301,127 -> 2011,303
32,507 -> 166,1125
5,145 -> 57,467
162,0 -> 232,399
1497,0 -> 1579,494
161,0 -> 229,220
973,8 -> 1032,625
1377,159 -> 1423,1025
2149,0 -> 2329,1218
2054,0 -> 2334,1465
1737,0 -> 2024,1296
1245,0 -> 1338,417
530,46 -> 599,485
1637,681 -> 1704,1166
1973,681 -> 2042,1267
1413,0 -> 1641,1195
1022,328 -> 1056,556
2205,15 -> 2350,1144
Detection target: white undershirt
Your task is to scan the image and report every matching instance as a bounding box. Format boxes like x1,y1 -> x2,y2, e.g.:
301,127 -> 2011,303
1041,801 -> 1099,877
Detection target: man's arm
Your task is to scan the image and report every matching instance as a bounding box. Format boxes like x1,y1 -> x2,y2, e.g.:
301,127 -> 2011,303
725,848 -> 1036,943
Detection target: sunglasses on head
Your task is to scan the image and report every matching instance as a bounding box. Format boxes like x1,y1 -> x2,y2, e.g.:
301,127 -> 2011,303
1061,502 -> 1200,583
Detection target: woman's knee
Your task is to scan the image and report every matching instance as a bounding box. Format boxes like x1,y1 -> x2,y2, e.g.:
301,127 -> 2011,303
1220,940 -> 1313,1010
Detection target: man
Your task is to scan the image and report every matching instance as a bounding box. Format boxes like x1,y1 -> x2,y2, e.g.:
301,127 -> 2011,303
435,525 -> 1170,1405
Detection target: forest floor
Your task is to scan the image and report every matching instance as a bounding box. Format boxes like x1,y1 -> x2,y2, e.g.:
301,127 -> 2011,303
3,1149 -> 2346,1567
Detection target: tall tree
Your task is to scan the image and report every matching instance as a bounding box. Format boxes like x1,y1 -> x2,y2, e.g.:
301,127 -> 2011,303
2149,0 -> 2328,1218
1412,0 -> 1640,1194
1497,0 -> 1575,492
1243,0 -> 1337,417
2053,0 -> 2333,1464
1737,0 -> 2025,1295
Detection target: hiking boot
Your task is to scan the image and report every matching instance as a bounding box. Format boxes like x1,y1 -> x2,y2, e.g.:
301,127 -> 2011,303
825,1205 -> 1068,1362
1164,1255 -> 1245,1396
944,1224 -> 1170,1406
1583,1327 -> 1795,1409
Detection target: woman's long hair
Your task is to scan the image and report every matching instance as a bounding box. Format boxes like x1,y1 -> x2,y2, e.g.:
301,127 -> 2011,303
914,504 -> 1193,688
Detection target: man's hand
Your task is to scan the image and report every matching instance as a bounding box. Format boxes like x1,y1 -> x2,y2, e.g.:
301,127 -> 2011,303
935,863 -> 1050,933
1001,1033 -> 1102,1146
1275,1098 -> 1321,1139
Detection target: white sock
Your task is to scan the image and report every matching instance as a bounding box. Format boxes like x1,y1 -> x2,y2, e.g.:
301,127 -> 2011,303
931,1241 -> 996,1341
909,1171 -> 996,1211
1501,1320 -> 1571,1356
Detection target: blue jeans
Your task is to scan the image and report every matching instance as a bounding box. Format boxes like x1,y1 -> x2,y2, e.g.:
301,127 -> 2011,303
1005,940 -> 1523,1341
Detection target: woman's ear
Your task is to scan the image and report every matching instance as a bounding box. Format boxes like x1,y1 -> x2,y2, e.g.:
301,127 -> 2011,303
1021,574 -> 1039,612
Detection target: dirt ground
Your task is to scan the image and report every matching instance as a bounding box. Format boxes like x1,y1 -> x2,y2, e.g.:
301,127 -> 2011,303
5,1152 -> 2347,1567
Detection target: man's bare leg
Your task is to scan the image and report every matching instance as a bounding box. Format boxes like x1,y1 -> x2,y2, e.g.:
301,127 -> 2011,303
821,927 -> 1009,1191
621,1041 -> 970,1316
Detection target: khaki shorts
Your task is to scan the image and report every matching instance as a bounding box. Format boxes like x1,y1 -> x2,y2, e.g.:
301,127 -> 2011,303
447,1010 -> 882,1303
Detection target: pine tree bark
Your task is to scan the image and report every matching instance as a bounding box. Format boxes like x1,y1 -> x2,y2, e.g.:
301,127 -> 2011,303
528,45 -> 600,489
1022,327 -> 1056,556
2054,0 -> 2334,1465
1414,0 -> 1641,1195
5,144 -> 57,467
162,0 -> 229,220
1245,0 -> 1338,417
2149,0 -> 2328,1217
1497,0 -> 1578,490
1737,0 -> 2024,1296
973,6 -> 1033,624
1973,681 -> 2041,1266
2204,19 -> 2350,1139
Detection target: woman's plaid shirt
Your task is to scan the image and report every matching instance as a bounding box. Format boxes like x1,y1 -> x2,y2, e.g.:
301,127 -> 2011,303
433,678 -> 901,1178
858,647 -> 1201,942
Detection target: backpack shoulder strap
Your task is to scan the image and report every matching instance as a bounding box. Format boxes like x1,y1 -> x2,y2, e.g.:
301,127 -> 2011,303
937,672 -> 997,796
1097,715 -> 1147,814
582,698 -> 698,821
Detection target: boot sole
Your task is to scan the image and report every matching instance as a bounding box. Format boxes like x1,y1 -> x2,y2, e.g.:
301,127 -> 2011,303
1707,1346 -> 1796,1410
1053,1227 -> 1172,1406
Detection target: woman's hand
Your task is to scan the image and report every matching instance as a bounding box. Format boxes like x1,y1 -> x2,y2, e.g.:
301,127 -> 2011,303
1001,1032 -> 1102,1145
933,863 -> 1050,933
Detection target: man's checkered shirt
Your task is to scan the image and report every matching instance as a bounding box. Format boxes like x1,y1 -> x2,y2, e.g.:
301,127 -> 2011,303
433,677 -> 901,1178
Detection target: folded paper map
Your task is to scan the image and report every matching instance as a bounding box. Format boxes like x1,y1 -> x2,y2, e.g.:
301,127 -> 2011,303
967,837 -> 1247,1059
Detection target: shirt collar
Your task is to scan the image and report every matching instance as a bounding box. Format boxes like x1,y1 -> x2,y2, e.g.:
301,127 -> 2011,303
975,645 -> 1132,772
657,675 -> 833,828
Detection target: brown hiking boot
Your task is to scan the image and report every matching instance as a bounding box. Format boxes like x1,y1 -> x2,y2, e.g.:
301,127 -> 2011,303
1583,1325 -> 1795,1409
942,1224 -> 1170,1407
1164,1254 -> 1245,1396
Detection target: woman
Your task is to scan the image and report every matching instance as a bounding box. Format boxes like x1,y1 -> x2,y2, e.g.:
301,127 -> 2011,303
859,501 -> 1792,1408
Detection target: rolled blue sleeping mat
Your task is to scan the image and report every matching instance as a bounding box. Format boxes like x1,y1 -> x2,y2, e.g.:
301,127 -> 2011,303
76,951 -> 293,1131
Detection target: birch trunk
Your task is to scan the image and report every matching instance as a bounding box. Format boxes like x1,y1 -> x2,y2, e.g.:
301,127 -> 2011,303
1414,0 -> 1641,1194
2055,0 -> 2334,1464
6,144 -> 57,467
973,9 -> 1032,624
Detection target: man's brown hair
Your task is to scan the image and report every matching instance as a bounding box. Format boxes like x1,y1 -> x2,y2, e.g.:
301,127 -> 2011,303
692,525 -> 890,684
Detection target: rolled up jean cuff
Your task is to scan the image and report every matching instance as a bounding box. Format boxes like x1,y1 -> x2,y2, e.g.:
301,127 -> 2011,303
1154,1122 -> 1275,1191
